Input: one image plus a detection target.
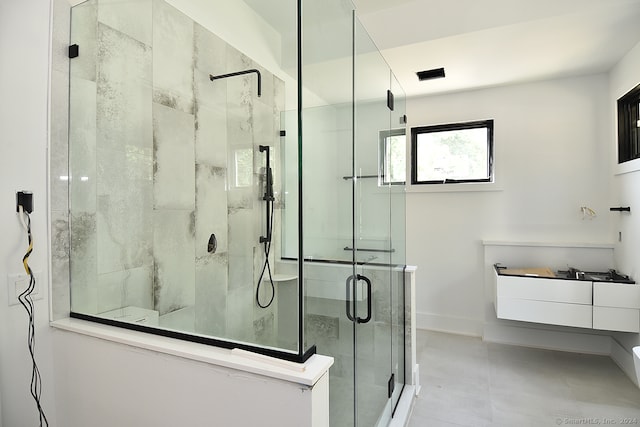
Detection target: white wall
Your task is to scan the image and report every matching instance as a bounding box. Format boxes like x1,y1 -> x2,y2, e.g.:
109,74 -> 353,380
52,328 -> 327,427
0,0 -> 58,425
609,40 -> 640,357
406,74 -> 613,335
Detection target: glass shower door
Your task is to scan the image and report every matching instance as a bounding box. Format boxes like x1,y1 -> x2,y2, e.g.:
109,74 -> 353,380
351,16 -> 399,427
299,1 -> 407,425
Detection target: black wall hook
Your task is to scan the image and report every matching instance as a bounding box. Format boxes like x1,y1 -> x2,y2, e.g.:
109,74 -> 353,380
609,207 -> 631,212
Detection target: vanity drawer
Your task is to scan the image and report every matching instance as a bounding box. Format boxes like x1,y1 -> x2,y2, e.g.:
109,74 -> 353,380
496,298 -> 592,328
496,276 -> 592,304
593,282 -> 640,309
593,306 -> 639,333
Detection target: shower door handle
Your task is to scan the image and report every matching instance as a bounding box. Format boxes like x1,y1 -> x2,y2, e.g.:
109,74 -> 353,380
345,274 -> 372,324
358,275 -> 372,324
346,275 -> 357,322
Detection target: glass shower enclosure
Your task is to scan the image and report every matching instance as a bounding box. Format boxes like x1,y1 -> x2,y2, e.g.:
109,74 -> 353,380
66,0 -> 408,425
68,0 -> 309,361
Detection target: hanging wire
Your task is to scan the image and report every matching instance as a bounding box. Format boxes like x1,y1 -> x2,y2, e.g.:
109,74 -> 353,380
17,207 -> 49,427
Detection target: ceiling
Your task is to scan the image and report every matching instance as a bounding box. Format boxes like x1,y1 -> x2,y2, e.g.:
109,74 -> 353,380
70,0 -> 640,101
352,0 -> 640,97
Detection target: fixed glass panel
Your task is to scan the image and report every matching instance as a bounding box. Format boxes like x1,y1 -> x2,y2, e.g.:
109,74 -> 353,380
353,15 -> 393,427
68,0 -> 304,359
68,0 -> 100,317
300,0 -> 355,263
389,71 -> 407,412
300,0 -> 356,426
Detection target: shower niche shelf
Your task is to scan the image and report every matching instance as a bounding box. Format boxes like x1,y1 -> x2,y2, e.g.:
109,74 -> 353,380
265,274 -> 297,282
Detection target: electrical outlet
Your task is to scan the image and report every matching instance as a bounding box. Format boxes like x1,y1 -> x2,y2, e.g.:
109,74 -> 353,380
16,191 -> 34,213
7,272 -> 42,306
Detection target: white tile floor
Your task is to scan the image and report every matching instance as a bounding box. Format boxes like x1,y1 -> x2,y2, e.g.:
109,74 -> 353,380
407,330 -> 640,427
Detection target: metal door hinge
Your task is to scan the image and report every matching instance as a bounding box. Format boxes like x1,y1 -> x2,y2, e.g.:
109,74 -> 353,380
69,44 -> 79,58
387,90 -> 394,111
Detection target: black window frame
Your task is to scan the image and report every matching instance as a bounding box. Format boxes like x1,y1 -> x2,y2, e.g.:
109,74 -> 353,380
617,83 -> 640,164
379,128 -> 406,185
411,119 -> 494,185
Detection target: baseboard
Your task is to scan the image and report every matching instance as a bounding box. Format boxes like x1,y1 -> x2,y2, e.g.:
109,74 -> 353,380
610,338 -> 638,387
482,322 -> 611,355
416,312 -> 483,337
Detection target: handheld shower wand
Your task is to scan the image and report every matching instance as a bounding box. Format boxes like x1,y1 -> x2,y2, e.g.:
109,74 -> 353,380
256,145 -> 275,308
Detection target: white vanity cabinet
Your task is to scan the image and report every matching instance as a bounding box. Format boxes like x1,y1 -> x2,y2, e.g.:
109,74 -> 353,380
494,268 -> 640,332
593,282 -> 640,333
494,274 -> 593,328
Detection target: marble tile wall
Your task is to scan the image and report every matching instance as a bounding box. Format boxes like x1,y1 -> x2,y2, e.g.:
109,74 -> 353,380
192,25 -> 229,339
152,0 -> 193,114
152,104 -> 195,211
151,1 -> 196,318
97,0 -> 152,47
191,14 -> 285,344
52,0 -> 285,346
152,210 -> 195,316
94,16 -> 154,313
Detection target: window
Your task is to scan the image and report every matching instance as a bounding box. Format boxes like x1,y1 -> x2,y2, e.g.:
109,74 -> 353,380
617,83 -> 640,164
411,120 -> 494,185
379,129 -> 406,185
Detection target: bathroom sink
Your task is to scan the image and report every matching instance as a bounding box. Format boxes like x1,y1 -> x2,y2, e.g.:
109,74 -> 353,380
556,267 -> 635,284
495,264 -> 635,284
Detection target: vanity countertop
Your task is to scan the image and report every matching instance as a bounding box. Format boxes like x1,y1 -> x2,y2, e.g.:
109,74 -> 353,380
494,264 -> 635,284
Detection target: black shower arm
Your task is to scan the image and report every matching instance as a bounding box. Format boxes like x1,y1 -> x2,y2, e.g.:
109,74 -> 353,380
209,69 -> 262,97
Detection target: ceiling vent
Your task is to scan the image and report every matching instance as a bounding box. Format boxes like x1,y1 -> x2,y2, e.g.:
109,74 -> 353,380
417,68 -> 445,81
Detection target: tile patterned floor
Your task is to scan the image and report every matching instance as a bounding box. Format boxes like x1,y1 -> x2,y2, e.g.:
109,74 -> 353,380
408,330 -> 640,427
